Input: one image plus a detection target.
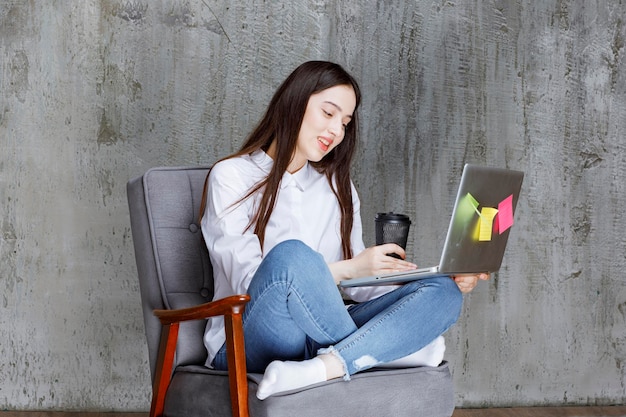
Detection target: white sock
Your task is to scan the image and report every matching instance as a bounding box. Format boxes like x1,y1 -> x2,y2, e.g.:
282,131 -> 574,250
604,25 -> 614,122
379,335 -> 446,368
256,357 -> 327,400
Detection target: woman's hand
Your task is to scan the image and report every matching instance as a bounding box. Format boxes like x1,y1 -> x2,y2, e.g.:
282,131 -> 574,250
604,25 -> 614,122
452,273 -> 490,294
329,244 -> 417,283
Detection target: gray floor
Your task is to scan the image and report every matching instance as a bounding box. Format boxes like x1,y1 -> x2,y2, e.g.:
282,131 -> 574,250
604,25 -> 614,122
452,407 -> 626,417
1,408 -> 626,417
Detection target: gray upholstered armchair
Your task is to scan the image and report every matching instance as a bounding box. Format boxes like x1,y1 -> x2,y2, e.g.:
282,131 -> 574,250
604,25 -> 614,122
127,166 -> 455,417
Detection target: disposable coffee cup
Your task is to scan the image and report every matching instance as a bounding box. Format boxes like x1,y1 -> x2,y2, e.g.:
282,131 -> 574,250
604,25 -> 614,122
375,212 -> 411,259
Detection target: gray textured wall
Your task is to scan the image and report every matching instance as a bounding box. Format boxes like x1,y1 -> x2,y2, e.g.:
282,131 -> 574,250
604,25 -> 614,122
1,0 -> 625,411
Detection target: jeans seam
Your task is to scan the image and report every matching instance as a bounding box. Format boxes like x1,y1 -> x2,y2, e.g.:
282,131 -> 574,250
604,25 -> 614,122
243,280 -> 286,333
289,284 -> 344,343
337,283 -> 427,356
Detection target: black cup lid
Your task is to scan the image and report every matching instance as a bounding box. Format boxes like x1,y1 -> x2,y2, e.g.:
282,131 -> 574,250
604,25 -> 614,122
375,212 -> 411,224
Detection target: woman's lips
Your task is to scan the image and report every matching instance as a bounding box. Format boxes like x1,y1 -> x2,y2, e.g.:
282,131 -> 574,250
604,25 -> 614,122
318,137 -> 333,152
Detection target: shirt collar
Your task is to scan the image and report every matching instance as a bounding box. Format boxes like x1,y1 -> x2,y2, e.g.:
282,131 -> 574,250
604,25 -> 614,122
249,149 -> 314,191
287,161 -> 314,191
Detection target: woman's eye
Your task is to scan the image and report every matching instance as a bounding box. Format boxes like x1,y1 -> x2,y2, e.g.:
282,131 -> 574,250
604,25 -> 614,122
323,110 -> 332,117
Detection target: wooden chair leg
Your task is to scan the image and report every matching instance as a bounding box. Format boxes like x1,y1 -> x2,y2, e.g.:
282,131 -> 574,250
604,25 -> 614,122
150,296 -> 250,417
224,313 -> 249,417
150,323 -> 179,417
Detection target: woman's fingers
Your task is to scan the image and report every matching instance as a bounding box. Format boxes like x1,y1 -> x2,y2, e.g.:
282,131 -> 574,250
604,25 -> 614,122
453,273 -> 489,293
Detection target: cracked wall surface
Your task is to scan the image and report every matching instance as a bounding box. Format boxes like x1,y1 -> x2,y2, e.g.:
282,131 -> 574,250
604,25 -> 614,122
1,0 -> 625,410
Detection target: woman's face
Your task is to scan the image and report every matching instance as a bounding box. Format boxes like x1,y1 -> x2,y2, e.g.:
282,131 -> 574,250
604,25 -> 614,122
289,84 -> 357,173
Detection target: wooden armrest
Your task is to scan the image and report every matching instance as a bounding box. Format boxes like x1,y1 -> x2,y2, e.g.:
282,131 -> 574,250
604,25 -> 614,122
153,294 -> 250,325
150,294 -> 251,417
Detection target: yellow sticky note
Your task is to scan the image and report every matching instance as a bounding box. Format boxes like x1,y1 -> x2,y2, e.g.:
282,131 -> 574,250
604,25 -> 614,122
479,207 -> 499,241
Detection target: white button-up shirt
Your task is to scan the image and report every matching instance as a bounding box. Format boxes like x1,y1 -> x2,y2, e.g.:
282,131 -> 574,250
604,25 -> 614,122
201,150 -> 395,365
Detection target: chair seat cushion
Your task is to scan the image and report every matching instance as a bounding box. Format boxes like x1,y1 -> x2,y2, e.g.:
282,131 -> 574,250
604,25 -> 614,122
163,362 -> 454,417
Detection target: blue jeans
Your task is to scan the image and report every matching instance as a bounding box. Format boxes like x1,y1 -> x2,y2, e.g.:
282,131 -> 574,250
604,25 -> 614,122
213,240 -> 463,377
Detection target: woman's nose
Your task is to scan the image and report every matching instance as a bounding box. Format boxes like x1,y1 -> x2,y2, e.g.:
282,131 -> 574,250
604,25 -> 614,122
328,118 -> 342,136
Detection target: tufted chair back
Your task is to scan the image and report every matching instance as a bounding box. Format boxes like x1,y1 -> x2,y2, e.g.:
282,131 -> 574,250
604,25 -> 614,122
127,166 -> 213,380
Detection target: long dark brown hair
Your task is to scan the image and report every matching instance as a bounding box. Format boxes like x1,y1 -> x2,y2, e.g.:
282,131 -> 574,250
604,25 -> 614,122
200,61 -> 361,259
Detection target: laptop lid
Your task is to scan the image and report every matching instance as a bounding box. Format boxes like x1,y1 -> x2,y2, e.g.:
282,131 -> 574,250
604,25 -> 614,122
437,164 -> 524,275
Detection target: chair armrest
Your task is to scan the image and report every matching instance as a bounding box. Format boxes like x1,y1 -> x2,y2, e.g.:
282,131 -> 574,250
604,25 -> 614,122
150,294 -> 251,417
153,294 -> 250,325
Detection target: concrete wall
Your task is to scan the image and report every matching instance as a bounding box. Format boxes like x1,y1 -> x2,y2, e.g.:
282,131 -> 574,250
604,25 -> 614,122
1,0 -> 625,411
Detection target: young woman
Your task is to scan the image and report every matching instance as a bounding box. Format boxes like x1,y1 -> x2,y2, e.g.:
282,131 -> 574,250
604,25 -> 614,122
200,61 -> 488,400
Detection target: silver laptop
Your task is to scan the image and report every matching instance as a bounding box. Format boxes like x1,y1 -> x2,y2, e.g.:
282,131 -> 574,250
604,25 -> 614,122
339,164 -> 524,288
